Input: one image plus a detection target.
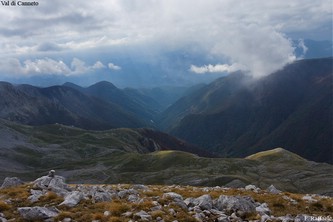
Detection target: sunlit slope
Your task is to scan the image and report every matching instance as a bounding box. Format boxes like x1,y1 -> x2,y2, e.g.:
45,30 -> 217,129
0,119 -> 332,195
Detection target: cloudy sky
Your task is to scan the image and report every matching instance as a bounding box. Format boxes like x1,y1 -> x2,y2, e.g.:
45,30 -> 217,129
0,0 -> 331,87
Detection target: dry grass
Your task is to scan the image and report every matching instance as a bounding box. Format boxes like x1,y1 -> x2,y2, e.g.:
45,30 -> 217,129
107,216 -> 127,222
56,211 -> 74,221
143,189 -> 161,197
150,209 -> 165,219
0,184 -> 31,199
0,201 -> 10,211
0,183 -> 332,221
106,200 -> 130,216
38,191 -> 64,206
131,199 -> 155,211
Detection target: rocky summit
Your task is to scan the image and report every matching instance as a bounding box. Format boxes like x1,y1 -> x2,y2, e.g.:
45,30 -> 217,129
0,172 -> 332,222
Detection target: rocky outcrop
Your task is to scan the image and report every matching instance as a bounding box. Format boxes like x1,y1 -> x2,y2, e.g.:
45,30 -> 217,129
215,195 -> 256,214
267,184 -> 281,194
134,210 -> 152,221
0,177 -> 23,189
0,213 -> 7,222
28,189 -> 44,203
59,191 -> 83,207
33,170 -> 71,196
185,194 -> 213,210
0,174 -> 332,222
163,192 -> 187,210
17,207 -> 59,220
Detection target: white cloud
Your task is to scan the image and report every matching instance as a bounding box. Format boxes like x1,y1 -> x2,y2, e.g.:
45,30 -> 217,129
297,39 -> 308,58
0,0 -> 331,78
108,63 -> 121,70
71,58 -> 89,74
24,58 -> 71,75
209,24 -> 297,77
0,57 -> 105,77
190,63 -> 245,74
92,61 -> 105,69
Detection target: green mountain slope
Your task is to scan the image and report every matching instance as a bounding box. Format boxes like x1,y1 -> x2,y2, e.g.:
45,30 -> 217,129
0,82 -> 145,130
163,58 -> 333,163
0,119 -> 332,195
64,81 -> 195,125
67,81 -> 159,125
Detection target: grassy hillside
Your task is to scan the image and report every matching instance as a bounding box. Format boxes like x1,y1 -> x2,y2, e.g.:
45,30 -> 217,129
0,119 -> 332,195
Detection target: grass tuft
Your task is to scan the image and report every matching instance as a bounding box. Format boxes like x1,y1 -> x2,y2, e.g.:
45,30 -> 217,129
0,201 -> 10,211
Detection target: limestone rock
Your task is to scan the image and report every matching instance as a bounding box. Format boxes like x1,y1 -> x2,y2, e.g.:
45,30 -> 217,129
256,203 -> 271,215
1,177 -> 24,189
267,185 -> 281,194
28,189 -> 44,203
302,194 -> 317,202
118,189 -> 138,199
132,184 -> 148,190
164,192 -> 187,210
59,191 -> 83,207
216,215 -> 229,222
134,210 -> 152,221
163,192 -> 183,201
184,197 -> 196,207
104,211 -> 111,217
122,211 -> 133,217
33,176 -> 52,189
33,173 -> 71,196
215,195 -> 256,214
245,184 -> 260,193
195,194 -> 213,210
18,206 -> 59,220
93,191 -> 112,203
277,214 -> 294,222
48,175 -> 71,195
282,195 -> 298,205
261,214 -> 272,222
128,194 -> 140,202
0,213 -> 7,222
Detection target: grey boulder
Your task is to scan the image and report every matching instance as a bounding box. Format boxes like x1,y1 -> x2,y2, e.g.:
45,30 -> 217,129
267,185 -> 281,194
18,206 -> 59,220
1,177 -> 24,189
215,195 -> 256,214
59,191 -> 83,207
33,175 -> 71,196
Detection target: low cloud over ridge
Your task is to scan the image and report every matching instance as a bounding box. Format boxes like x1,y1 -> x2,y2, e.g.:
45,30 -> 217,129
190,63 -> 245,74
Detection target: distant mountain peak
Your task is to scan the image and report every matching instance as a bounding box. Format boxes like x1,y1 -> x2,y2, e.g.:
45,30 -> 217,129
88,81 -> 117,89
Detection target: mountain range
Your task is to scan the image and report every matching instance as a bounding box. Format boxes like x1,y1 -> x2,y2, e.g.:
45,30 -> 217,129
162,58 -> 332,163
0,57 -> 332,165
